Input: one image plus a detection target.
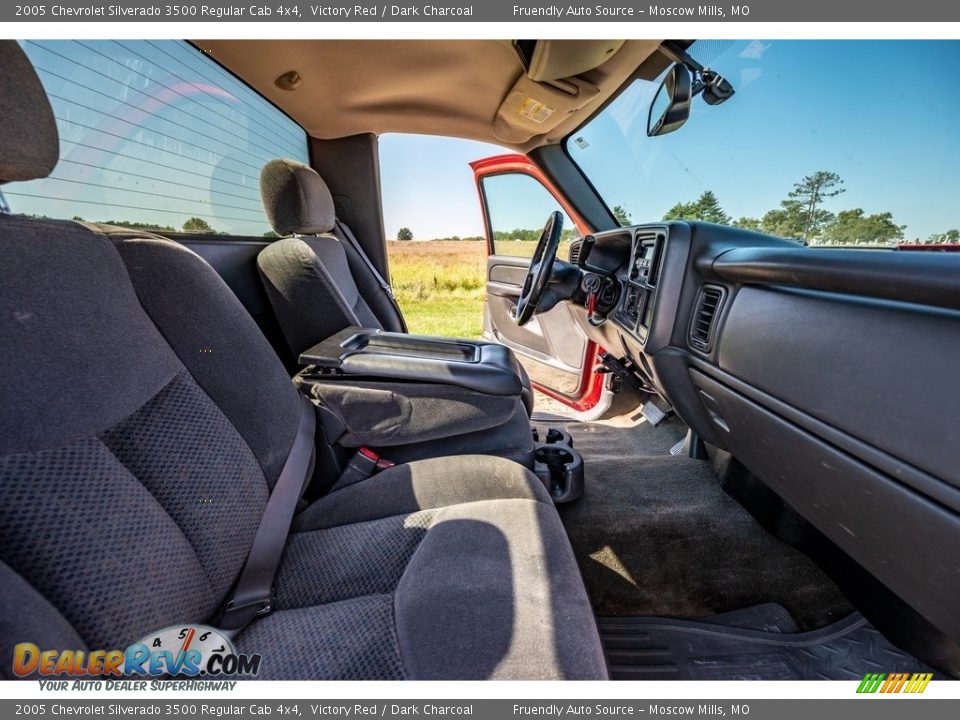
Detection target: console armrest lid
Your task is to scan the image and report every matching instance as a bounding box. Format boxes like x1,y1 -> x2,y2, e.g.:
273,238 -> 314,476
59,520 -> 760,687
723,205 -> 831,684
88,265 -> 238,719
299,327 -> 524,396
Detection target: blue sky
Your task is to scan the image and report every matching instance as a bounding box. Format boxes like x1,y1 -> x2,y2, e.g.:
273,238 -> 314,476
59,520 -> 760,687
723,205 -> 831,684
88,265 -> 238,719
7,40 -> 958,241
568,40 -> 960,241
379,134 -> 507,240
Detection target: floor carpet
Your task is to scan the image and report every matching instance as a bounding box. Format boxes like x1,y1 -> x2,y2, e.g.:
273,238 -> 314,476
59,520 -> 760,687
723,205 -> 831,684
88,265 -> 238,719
543,412 -> 853,631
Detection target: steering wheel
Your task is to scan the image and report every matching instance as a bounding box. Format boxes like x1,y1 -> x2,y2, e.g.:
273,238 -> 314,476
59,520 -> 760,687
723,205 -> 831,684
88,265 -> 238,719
512,211 -> 564,326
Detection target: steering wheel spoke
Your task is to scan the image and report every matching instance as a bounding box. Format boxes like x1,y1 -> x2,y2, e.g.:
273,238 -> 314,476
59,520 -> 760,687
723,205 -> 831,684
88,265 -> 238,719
512,211 -> 564,326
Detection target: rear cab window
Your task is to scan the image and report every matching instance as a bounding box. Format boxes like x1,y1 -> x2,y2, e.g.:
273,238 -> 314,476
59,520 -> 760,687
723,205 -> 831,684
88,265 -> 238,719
4,40 -> 308,237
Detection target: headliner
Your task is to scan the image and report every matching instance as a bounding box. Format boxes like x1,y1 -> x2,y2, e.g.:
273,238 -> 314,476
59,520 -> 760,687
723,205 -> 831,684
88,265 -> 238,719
193,40 -> 662,151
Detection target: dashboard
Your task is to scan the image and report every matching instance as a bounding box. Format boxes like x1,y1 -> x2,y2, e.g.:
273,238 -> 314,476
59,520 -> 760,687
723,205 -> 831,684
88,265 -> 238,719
573,223 -> 678,383
613,228 -> 665,343
570,221 -> 792,402
564,220 -> 960,662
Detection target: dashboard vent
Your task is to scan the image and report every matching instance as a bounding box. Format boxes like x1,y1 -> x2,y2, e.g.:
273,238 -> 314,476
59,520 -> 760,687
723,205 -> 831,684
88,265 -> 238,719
568,239 -> 582,265
689,285 -> 725,353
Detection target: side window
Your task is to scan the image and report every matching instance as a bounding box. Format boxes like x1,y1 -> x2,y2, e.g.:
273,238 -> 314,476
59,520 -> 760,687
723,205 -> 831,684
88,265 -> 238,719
481,173 -> 577,258
5,40 -> 309,237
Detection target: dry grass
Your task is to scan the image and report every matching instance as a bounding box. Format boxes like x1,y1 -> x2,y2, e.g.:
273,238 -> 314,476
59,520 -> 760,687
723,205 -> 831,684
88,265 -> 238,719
388,240 -> 488,337
387,239 -> 571,338
388,241 -> 488,301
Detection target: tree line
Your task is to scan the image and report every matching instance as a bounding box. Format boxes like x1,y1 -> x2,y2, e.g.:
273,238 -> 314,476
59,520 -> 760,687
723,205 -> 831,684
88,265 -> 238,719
396,227 -> 579,243
651,171 -> 955,246
491,228 -> 579,243
394,227 -> 488,242
64,215 -> 223,235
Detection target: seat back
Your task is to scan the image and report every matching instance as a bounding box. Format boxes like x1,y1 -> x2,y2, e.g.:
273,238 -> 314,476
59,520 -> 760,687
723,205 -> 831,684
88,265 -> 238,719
332,218 -> 406,334
258,159 -> 403,358
0,41 -> 303,667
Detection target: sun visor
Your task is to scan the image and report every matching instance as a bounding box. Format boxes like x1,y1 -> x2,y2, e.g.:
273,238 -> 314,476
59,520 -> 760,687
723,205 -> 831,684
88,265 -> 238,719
526,40 -> 625,82
493,74 -> 601,144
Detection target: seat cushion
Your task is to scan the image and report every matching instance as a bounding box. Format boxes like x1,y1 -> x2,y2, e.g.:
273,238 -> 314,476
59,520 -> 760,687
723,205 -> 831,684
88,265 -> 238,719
236,456 -> 607,680
292,454 -> 550,531
1,38 -> 600,680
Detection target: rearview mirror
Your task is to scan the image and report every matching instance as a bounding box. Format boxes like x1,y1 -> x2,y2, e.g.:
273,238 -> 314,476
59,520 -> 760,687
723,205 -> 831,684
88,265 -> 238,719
647,63 -> 693,137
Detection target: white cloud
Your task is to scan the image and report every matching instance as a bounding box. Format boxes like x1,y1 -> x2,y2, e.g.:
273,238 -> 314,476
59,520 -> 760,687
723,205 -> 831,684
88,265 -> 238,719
739,40 -> 772,60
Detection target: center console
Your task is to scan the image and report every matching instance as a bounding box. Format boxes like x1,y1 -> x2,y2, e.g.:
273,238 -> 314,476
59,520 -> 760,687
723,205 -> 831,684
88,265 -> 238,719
298,327 -> 525,396
295,327 -> 585,503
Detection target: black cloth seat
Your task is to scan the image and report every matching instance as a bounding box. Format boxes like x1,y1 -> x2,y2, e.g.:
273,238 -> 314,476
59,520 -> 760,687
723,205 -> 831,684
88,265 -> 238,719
0,41 -> 606,681
257,158 -> 406,350
237,455 -> 603,679
256,158 -> 535,415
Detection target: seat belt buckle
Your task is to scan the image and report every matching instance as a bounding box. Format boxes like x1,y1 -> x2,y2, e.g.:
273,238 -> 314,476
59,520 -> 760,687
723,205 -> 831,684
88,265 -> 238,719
220,587 -> 275,631
357,446 -> 380,464
360,447 -> 396,471
331,447 -> 395,491
226,588 -> 275,616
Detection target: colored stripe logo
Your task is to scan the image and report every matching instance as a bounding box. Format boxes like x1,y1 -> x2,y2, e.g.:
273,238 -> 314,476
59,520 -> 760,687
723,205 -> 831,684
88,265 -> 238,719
857,672 -> 933,694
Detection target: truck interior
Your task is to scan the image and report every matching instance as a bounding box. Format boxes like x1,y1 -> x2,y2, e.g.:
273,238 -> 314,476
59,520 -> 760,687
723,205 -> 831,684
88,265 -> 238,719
1,38 -> 958,681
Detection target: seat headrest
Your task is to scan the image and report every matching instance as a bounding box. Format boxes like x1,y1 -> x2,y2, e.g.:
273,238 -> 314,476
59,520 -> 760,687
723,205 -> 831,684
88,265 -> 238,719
0,41 -> 59,184
260,158 -> 336,236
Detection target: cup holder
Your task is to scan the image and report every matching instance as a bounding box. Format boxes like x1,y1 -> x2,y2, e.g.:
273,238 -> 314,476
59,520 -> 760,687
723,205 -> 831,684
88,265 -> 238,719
534,443 -> 584,504
531,426 -> 574,448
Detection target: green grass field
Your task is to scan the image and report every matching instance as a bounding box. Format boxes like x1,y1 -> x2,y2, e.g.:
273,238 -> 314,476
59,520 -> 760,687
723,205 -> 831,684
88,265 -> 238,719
387,239 -> 571,338
388,240 -> 488,337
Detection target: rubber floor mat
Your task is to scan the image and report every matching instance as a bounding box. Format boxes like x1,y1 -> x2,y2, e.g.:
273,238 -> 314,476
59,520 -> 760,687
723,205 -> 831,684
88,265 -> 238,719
598,604 -> 937,680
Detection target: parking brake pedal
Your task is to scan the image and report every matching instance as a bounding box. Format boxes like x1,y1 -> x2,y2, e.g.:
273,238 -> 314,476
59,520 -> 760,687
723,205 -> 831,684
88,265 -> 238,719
597,352 -> 645,393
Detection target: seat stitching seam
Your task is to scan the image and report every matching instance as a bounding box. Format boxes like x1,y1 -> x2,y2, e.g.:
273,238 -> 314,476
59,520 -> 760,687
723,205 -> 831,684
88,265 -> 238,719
102,237 -> 281,486
390,516 -> 440,680
96,435 -> 219,598
390,590 -> 410,680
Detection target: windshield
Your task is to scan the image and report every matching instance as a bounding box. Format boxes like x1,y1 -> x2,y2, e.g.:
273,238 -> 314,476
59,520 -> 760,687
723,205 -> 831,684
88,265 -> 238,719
567,40 -> 960,246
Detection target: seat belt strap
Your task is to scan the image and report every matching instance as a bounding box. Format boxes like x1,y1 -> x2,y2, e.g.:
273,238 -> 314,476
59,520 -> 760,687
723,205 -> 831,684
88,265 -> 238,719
334,219 -> 392,295
334,219 -> 408,332
218,395 -> 316,634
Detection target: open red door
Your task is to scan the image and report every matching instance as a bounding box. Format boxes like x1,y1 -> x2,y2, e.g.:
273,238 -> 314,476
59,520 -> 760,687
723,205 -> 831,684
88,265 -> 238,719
471,154 -> 606,413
